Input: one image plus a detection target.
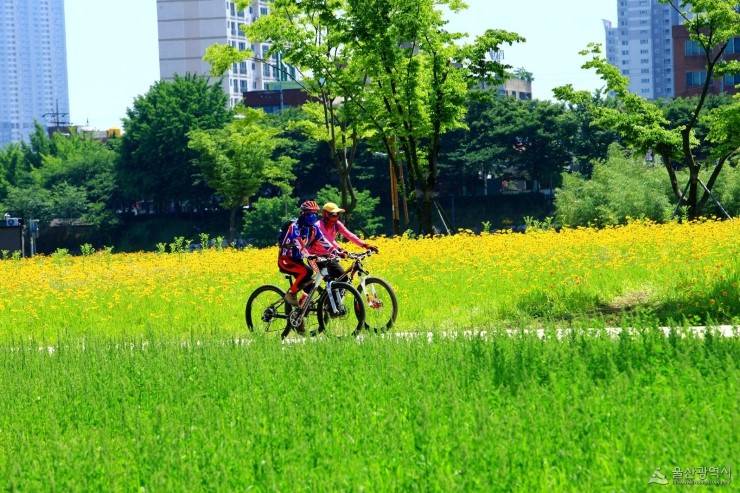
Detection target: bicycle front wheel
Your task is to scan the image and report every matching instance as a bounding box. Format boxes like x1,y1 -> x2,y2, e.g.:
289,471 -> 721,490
245,284 -> 290,338
317,281 -> 366,337
357,276 -> 398,332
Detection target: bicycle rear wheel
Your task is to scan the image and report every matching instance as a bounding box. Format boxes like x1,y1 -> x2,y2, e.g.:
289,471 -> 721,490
245,285 -> 290,338
357,276 -> 398,332
317,281 -> 366,337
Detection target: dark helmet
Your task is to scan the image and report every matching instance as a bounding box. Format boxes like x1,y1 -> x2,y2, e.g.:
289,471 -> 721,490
299,200 -> 319,213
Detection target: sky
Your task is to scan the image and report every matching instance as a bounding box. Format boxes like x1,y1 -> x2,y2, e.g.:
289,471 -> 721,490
64,0 -> 616,131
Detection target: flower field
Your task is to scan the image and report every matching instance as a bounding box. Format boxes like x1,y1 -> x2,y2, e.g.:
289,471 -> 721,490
0,219 -> 737,342
0,220 -> 738,491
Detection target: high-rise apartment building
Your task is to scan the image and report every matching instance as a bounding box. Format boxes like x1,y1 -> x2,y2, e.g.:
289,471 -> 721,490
0,0 -> 70,147
157,0 -> 295,108
603,0 -> 681,100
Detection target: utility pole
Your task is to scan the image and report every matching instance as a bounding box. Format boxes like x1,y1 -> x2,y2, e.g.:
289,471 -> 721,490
42,99 -> 68,135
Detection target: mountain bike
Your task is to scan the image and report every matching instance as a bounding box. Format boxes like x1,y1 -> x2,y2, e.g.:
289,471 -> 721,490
245,257 -> 366,339
339,250 -> 398,332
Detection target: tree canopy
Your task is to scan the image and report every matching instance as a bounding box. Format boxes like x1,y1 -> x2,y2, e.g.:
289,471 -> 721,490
206,0 -> 524,234
188,107 -> 296,241
117,73 -> 232,213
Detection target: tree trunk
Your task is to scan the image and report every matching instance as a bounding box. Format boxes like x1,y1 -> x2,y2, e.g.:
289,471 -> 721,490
228,206 -> 237,244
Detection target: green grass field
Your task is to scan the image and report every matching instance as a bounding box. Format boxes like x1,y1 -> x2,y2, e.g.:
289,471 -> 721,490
1,330 -> 737,492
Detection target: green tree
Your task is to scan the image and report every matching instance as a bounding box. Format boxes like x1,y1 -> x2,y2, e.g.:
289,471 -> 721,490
188,107 -> 296,241
555,1 -> 740,219
241,195 -> 298,248
1,130 -> 118,229
117,73 -> 232,213
2,185 -> 52,224
441,96 -> 573,194
206,0 -> 523,235
206,0 -> 370,222
559,89 -> 620,177
315,185 -> 383,237
555,144 -> 673,227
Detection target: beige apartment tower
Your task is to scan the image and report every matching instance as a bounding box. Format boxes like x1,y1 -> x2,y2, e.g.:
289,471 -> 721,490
157,0 -> 294,107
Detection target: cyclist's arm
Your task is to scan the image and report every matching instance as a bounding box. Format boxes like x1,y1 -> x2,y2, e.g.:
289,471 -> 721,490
308,225 -> 341,257
336,221 -> 370,249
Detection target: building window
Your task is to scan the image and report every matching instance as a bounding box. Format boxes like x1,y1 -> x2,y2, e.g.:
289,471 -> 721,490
239,62 -> 247,74
725,37 -> 740,54
640,39 -> 649,45
641,58 -> 649,64
685,40 -> 703,56
686,71 -> 711,87
622,50 -> 629,55
725,74 -> 740,86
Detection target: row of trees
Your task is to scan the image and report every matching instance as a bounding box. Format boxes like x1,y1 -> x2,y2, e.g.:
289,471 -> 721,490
0,78 -> 737,246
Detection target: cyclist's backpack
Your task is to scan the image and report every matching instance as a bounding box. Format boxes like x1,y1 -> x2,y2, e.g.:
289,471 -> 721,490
277,218 -> 297,246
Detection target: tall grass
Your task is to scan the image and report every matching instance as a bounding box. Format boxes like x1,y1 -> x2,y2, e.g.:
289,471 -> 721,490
1,331 -> 737,491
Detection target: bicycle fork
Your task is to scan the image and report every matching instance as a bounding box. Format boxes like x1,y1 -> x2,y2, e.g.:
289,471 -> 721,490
357,276 -> 382,309
325,280 -> 344,315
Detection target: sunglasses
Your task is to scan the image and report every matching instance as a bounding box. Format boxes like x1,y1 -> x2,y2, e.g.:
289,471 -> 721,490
329,212 -> 340,217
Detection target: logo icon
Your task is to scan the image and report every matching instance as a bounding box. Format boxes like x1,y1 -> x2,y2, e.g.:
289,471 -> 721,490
649,467 -> 669,485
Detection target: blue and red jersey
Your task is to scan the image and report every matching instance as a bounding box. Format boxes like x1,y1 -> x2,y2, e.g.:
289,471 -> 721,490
279,221 -> 337,260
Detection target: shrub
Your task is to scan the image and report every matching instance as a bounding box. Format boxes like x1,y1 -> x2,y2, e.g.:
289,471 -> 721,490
555,144 -> 673,227
241,195 -> 297,248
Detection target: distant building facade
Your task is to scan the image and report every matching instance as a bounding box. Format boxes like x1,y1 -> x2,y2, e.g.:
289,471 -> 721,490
497,79 -> 532,100
603,0 -> 681,100
0,0 -> 70,147
157,0 -> 296,108
672,25 -> 740,98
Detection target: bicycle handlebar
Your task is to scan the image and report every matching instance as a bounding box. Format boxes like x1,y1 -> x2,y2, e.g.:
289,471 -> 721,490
306,249 -> 376,263
347,249 -> 376,260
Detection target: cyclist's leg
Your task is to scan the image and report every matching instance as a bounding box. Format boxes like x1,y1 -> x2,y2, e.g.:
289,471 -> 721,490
278,256 -> 312,304
326,259 -> 346,280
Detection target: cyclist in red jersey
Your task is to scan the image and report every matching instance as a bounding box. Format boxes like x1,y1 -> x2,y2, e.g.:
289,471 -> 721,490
278,200 -> 339,306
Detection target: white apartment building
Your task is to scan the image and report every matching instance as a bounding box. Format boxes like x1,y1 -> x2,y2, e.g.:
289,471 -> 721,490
157,0 -> 295,108
0,0 -> 70,147
603,0 -> 682,99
